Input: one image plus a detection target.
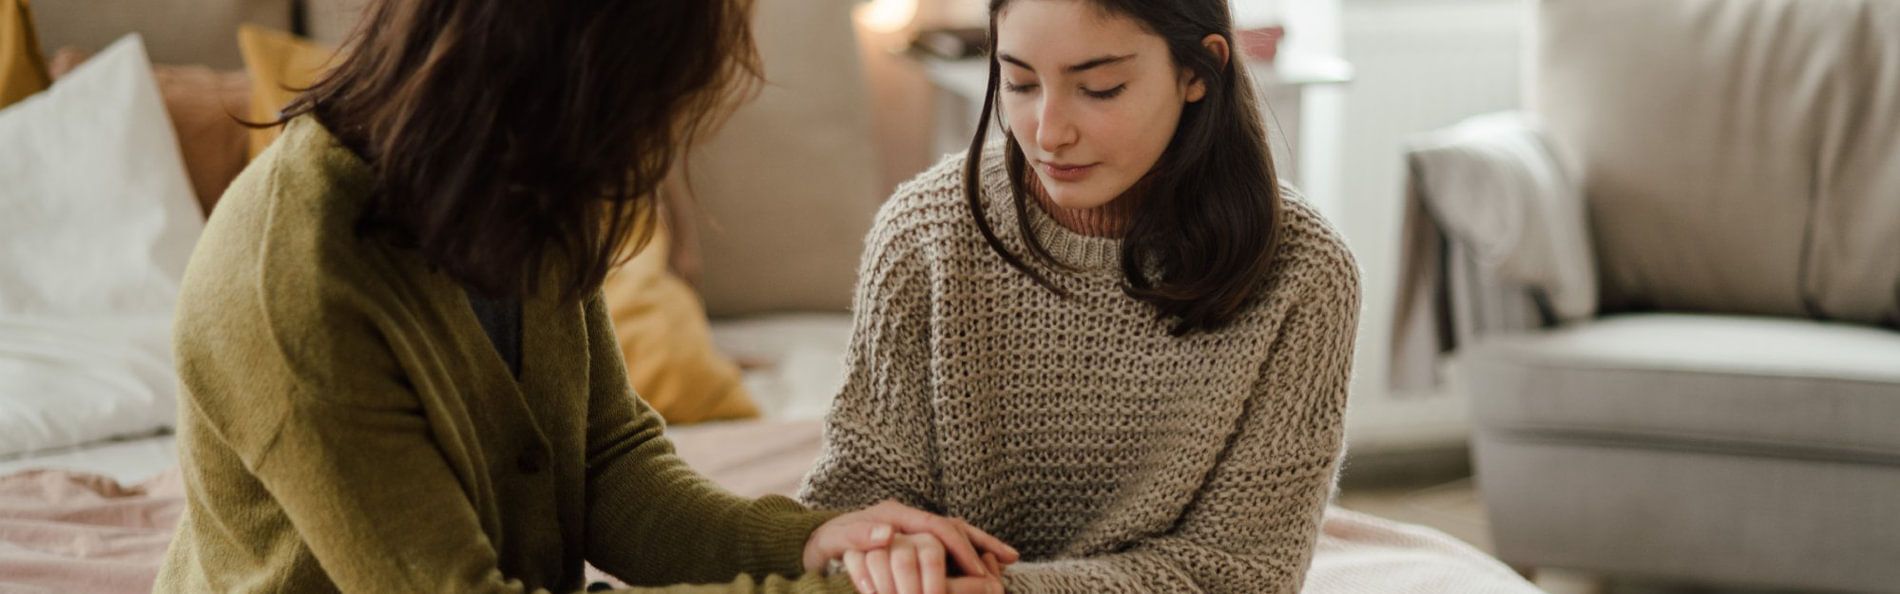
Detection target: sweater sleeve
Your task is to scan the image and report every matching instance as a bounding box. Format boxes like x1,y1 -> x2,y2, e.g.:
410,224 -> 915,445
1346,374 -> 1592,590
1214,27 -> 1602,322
798,202 -> 941,514
1001,261 -> 1360,594
194,288 -> 850,594
579,295 -> 858,592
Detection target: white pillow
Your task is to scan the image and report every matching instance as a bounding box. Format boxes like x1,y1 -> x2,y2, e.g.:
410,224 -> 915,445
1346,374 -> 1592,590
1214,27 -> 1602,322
0,35 -> 201,457
1406,112 -> 1598,323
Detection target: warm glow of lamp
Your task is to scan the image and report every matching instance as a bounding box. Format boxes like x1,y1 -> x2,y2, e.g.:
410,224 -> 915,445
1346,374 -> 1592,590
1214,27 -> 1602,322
858,0 -> 919,33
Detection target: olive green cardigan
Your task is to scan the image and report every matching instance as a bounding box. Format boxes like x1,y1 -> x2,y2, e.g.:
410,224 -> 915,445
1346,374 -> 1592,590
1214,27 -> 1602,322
154,116 -> 851,594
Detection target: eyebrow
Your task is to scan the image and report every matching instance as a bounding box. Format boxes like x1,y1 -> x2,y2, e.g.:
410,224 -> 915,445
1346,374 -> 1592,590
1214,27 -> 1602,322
998,53 -> 1138,74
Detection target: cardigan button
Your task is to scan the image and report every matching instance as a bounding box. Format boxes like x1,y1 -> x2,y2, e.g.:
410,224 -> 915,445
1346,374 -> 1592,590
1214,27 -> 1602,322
516,449 -> 544,475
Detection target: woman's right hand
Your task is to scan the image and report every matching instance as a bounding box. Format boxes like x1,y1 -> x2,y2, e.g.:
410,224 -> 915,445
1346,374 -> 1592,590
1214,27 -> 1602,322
844,542 -> 1006,594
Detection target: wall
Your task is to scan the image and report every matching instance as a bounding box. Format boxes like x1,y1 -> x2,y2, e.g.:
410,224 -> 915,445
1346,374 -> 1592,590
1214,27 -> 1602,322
1331,0 -> 1526,453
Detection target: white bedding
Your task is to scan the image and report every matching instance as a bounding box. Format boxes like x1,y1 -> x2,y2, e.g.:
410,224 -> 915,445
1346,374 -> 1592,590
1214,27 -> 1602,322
0,316 -> 180,461
709,313 -> 853,421
0,432 -> 177,484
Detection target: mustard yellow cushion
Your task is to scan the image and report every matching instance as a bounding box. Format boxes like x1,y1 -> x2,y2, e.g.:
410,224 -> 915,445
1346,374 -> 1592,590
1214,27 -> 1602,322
0,0 -> 50,108
604,220 -> 760,425
236,24 -> 331,158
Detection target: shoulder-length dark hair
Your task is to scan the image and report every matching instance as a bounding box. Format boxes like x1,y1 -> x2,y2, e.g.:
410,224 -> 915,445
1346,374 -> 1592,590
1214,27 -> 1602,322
275,0 -> 760,299
963,0 -> 1284,336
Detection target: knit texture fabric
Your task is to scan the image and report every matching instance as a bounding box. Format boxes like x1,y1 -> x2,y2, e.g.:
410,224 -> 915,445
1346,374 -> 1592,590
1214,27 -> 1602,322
799,149 -> 1361,594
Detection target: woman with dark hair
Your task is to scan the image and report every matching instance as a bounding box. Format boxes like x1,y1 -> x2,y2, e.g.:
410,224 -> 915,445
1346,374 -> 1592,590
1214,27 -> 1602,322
153,1 -> 1015,592
801,0 -> 1360,592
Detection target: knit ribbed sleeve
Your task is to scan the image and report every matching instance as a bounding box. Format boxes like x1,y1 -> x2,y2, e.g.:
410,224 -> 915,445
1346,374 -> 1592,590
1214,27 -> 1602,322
798,179 -> 944,513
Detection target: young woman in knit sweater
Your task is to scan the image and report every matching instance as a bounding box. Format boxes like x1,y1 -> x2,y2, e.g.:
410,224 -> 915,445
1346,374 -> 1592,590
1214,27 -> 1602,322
154,1 -> 1017,593
800,1 -> 1360,593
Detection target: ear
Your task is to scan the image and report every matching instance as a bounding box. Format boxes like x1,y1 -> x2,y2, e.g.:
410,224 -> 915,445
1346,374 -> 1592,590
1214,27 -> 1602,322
1184,33 -> 1231,103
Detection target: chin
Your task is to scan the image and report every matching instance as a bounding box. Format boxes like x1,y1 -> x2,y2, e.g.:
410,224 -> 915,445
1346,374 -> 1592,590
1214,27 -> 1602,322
1039,180 -> 1116,211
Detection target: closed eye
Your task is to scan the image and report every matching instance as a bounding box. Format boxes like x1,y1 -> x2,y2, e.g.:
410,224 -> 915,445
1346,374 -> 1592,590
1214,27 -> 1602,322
1083,84 -> 1127,100
1003,81 -> 1041,94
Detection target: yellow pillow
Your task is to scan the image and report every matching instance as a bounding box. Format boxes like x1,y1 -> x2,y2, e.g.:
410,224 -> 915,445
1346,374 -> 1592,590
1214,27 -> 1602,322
0,0 -> 50,108
604,220 -> 760,425
237,25 -> 332,158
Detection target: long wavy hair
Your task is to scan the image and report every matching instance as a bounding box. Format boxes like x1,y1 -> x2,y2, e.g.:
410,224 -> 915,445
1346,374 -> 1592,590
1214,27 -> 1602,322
273,0 -> 760,300
963,0 -> 1284,335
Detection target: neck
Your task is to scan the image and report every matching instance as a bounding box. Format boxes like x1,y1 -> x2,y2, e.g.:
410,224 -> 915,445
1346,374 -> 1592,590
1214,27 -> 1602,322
1027,174 -> 1140,238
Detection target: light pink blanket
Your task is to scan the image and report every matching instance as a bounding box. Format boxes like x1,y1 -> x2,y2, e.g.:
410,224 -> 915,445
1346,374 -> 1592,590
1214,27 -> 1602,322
0,468 -> 184,593
0,420 -> 1541,593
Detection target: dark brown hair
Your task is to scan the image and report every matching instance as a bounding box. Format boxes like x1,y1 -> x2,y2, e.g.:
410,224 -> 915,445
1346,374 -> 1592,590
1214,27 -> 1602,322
964,0 -> 1284,335
276,0 -> 760,299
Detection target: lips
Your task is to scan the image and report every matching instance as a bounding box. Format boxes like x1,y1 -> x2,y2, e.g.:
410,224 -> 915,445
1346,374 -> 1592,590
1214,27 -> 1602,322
1038,161 -> 1099,183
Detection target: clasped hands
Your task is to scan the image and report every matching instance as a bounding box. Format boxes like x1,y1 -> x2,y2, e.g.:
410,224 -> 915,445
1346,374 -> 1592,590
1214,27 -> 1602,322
803,501 -> 1020,594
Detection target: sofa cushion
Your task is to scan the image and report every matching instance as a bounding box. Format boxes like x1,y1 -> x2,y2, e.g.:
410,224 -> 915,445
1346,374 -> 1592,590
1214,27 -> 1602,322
1535,0 -> 1900,325
1459,313 -> 1900,460
0,0 -> 50,108
302,0 -> 367,45
686,0 -> 880,316
29,0 -> 290,69
237,25 -> 330,159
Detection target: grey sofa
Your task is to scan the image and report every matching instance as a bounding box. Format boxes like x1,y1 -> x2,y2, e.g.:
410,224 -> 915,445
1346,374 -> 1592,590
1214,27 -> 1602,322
1393,0 -> 1900,591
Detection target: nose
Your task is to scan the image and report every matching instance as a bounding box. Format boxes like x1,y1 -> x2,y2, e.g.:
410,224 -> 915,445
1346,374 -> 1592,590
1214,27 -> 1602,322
1034,95 -> 1078,154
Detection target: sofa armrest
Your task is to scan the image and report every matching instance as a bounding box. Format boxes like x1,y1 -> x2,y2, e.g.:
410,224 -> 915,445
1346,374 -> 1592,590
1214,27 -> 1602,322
1390,112 -> 1594,392
1407,111 -> 1597,323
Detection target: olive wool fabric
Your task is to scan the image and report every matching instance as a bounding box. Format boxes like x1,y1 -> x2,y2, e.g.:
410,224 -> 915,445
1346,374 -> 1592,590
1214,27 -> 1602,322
155,115 -> 853,594
800,150 -> 1361,594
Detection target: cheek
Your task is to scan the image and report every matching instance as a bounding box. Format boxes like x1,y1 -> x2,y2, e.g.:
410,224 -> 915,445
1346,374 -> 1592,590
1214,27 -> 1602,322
1096,95 -> 1181,165
1138,89 -> 1188,143
1003,97 -> 1038,144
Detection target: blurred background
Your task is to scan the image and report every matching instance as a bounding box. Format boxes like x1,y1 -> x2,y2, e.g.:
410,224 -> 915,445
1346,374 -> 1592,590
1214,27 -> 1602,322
3,0 -> 1895,592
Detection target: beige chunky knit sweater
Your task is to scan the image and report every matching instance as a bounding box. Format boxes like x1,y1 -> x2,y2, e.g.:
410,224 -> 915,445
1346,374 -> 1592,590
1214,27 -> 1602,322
799,149 -> 1361,594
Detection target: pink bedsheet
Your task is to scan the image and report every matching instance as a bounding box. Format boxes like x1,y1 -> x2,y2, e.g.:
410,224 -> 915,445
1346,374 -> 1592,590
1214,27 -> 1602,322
0,468 -> 183,593
0,419 -> 1542,593
0,420 -> 823,594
